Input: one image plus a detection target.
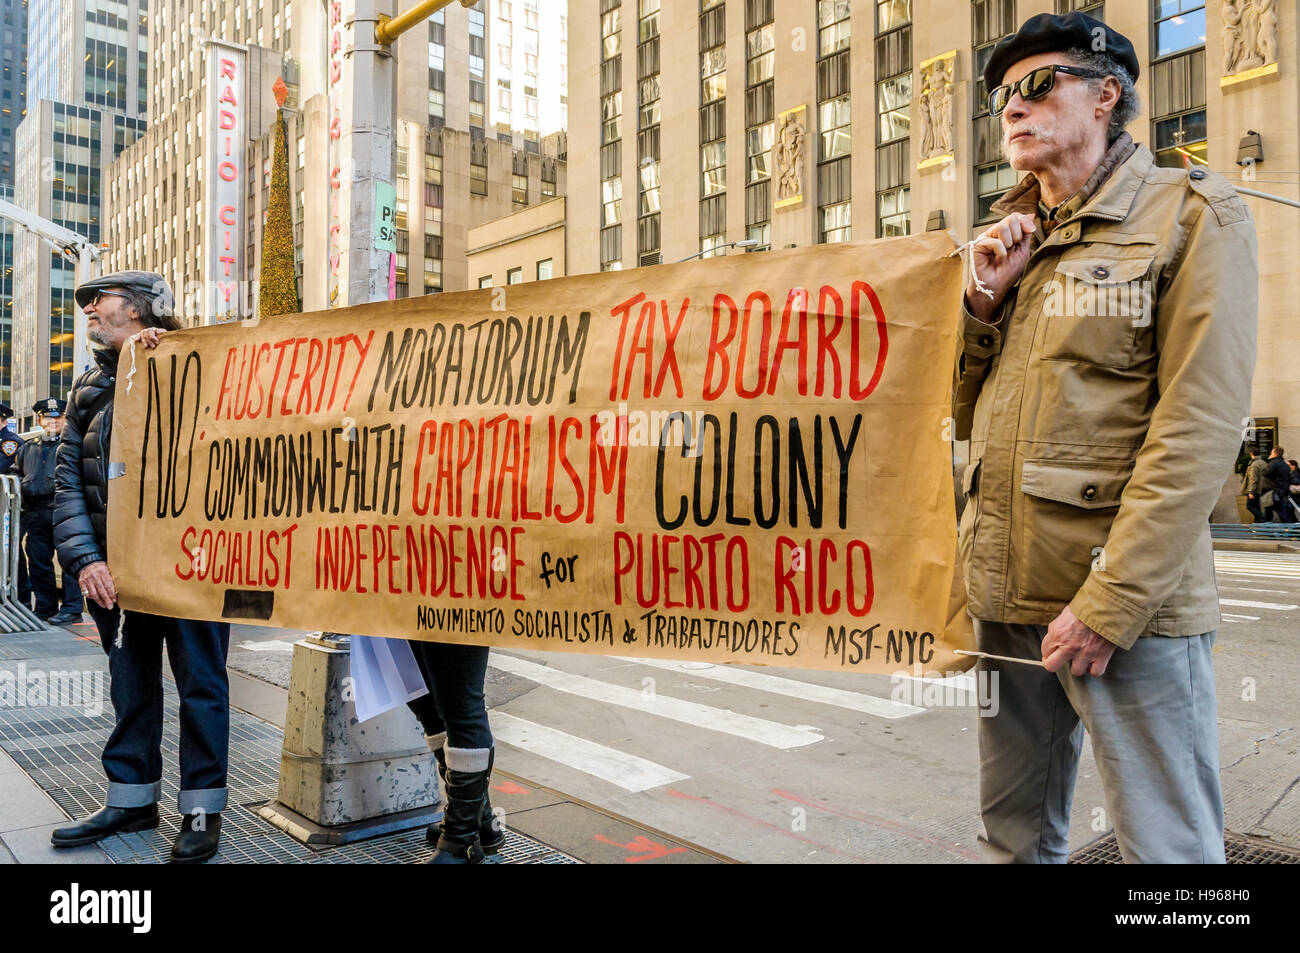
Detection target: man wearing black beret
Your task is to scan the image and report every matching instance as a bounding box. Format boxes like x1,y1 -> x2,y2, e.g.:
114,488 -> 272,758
954,13 -> 1254,863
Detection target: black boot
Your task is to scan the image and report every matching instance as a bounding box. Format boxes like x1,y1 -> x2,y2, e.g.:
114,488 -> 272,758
170,812 -> 221,864
426,748 -> 493,865
51,804 -> 159,848
428,744 -> 505,853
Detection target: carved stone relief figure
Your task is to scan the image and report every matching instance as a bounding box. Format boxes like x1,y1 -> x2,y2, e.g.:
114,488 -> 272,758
1224,0 -> 1279,76
1222,0 -> 1244,75
775,109 -> 806,203
917,54 -> 954,163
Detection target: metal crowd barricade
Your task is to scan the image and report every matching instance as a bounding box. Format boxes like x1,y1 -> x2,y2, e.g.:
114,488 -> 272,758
0,475 -> 50,634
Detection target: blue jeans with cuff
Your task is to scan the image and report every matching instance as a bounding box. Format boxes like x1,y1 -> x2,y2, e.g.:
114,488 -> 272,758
88,604 -> 231,815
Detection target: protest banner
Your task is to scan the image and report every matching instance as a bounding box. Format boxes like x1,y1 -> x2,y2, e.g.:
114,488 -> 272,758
108,233 -> 974,672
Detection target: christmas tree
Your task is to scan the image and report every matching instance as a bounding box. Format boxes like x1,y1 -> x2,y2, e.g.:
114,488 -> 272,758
258,79 -> 299,318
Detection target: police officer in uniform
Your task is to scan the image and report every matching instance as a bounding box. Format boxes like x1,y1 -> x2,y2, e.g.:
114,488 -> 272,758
14,399 -> 84,625
0,403 -> 19,475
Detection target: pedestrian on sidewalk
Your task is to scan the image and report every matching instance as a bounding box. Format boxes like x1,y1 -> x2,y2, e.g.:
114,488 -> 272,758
954,12 -> 1256,863
405,639 -> 501,864
1288,459 -> 1300,520
13,399 -> 84,625
49,272 -> 232,865
1242,447 -> 1267,523
1262,447 -> 1293,523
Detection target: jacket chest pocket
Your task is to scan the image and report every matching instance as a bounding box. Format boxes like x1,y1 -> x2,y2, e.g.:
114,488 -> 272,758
1039,246 -> 1155,368
1016,458 -> 1132,605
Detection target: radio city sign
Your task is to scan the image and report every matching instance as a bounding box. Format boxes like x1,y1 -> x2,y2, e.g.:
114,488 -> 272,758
205,41 -> 247,323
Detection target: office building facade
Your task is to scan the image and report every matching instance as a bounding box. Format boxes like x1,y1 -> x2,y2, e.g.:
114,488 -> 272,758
568,0 -> 1300,458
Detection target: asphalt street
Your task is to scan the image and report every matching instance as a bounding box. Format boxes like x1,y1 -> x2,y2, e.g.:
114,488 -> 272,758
218,549 -> 1300,863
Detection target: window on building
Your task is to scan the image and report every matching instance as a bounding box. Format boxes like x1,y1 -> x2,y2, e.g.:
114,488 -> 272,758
746,23 -> 774,85
974,161 -> 1016,223
537,258 -> 553,280
746,222 -> 770,252
875,188 -> 908,237
1154,0 -> 1205,59
701,140 -> 726,196
507,267 -> 523,284
470,163 -> 487,195
820,95 -> 852,159
701,46 -> 726,103
640,160 -> 661,214
746,122 -> 773,183
1055,0 -> 1103,16
972,0 -> 1015,117
602,90 -> 622,144
639,0 -> 660,41
639,75 -> 660,127
876,76 -> 911,144
1153,108 -> 1207,168
513,172 -> 528,205
820,199 -> 851,244
602,8 -> 621,60
478,276 -> 493,289
602,176 -> 623,226
700,233 -> 727,258
818,0 -> 851,56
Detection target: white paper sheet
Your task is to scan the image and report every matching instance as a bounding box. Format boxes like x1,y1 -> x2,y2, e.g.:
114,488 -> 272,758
350,635 -> 429,722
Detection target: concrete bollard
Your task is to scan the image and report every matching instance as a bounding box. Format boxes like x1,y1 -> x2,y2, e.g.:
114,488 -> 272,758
258,633 -> 440,845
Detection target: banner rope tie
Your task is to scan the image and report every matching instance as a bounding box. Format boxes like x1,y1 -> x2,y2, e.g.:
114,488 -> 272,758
114,607 -> 126,649
955,239 -> 996,300
123,335 -> 139,395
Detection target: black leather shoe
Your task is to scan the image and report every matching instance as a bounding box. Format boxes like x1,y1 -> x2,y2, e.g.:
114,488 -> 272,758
51,804 -> 159,848
170,812 -> 221,864
48,609 -> 84,626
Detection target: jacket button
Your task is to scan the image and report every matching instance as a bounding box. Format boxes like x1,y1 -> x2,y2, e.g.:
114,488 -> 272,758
1091,265 -> 1110,280
977,334 -> 994,348
1189,168 -> 1206,180
1082,484 -> 1098,501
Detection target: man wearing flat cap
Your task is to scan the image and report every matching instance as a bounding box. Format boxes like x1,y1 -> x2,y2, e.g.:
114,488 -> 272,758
954,12 -> 1255,862
14,398 -> 84,625
51,271 -> 232,864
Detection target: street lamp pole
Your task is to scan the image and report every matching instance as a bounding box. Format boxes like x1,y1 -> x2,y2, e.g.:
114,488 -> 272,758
675,239 -> 759,263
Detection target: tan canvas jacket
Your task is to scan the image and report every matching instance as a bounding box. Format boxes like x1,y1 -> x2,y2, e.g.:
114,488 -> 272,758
953,142 -> 1258,649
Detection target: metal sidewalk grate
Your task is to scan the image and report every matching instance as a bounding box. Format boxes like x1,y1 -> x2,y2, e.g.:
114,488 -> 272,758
1071,831 -> 1300,864
0,643 -> 580,864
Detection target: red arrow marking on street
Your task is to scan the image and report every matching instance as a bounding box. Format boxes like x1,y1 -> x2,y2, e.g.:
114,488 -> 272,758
493,780 -> 529,795
593,833 -> 687,863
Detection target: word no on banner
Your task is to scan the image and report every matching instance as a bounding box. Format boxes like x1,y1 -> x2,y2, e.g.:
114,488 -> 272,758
109,234 -> 974,673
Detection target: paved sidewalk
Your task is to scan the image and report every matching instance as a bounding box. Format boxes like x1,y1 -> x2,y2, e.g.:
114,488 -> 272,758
0,623 -> 724,865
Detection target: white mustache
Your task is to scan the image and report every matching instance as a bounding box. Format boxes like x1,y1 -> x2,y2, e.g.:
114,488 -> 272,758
1002,127 -> 1054,151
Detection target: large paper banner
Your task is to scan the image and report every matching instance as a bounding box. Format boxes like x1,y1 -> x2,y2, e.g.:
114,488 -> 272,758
109,234 -> 974,672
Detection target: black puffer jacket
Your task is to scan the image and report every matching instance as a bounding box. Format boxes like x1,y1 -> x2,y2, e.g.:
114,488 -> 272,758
54,347 -> 119,577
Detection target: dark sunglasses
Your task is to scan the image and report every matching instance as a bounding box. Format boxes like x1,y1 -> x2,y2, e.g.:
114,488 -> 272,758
988,64 -> 1104,117
88,289 -> 129,307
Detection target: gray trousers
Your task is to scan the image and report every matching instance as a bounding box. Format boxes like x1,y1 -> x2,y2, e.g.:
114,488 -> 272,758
975,620 -> 1225,864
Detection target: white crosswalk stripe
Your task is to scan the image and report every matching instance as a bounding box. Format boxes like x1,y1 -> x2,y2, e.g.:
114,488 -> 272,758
489,711 -> 688,792
1220,598 -> 1298,611
490,654 -> 823,749
612,657 -> 924,719
1214,553 -> 1300,580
